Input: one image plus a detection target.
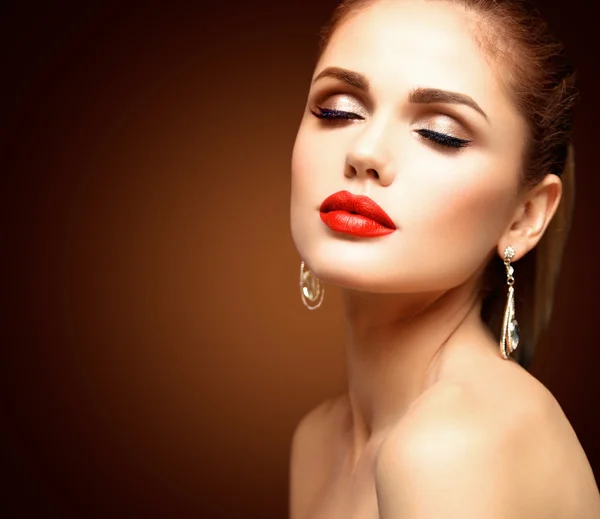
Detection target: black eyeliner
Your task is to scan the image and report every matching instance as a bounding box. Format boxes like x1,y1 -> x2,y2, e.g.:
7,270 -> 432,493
416,129 -> 471,149
310,107 -> 364,120
310,107 -> 471,149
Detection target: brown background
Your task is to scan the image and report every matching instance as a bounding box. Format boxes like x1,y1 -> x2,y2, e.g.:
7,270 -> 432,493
3,1 -> 599,517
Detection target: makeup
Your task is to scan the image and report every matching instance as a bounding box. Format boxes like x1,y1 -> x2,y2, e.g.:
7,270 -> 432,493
319,190 -> 396,237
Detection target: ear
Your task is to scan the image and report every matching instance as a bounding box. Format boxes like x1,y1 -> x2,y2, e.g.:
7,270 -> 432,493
498,174 -> 562,262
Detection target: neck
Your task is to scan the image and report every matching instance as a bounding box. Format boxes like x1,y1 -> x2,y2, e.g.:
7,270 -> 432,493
341,275 -> 492,464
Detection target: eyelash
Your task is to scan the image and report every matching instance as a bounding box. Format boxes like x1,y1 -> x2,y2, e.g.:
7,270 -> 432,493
310,107 -> 471,149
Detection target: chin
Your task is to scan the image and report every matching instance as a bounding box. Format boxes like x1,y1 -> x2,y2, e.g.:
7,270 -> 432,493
297,238 -> 402,293
300,237 -> 473,294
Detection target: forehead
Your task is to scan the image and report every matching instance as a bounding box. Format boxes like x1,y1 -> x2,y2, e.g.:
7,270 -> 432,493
318,0 -> 514,121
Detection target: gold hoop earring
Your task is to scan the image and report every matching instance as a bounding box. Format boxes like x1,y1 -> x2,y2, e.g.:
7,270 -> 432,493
299,260 -> 324,310
499,246 -> 520,359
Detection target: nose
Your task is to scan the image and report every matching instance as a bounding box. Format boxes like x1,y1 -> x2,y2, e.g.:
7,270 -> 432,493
345,118 -> 396,186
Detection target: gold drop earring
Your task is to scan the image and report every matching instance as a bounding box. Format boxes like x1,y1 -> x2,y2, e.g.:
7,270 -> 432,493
499,246 -> 520,359
299,260 -> 324,310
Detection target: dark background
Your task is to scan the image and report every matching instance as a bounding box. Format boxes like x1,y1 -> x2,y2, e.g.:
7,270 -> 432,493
3,1 -> 599,517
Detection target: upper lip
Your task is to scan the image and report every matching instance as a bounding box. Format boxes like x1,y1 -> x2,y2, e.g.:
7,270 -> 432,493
320,190 -> 396,229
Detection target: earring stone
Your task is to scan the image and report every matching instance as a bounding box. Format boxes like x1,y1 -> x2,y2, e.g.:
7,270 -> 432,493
500,246 -> 520,359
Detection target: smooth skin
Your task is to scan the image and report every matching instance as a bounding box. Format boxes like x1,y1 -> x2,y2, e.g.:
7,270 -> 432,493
289,0 -> 600,517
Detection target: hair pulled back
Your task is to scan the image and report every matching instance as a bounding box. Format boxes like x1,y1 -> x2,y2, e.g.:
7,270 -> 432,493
318,0 -> 579,368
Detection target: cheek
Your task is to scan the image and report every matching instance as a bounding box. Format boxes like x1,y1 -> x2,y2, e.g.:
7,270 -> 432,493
290,134 -> 312,204
437,181 -> 509,234
401,160 -> 516,272
290,128 -> 316,224
290,125 -> 346,225
291,126 -> 340,196
289,126 -> 333,257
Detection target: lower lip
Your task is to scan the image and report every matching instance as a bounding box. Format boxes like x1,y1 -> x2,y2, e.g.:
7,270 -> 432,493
320,210 -> 395,237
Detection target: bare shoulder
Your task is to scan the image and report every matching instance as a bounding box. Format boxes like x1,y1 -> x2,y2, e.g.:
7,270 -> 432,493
375,367 -> 600,518
289,394 -> 348,519
290,392 -> 348,458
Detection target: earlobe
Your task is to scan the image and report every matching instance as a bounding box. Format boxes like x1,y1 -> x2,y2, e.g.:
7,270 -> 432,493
498,175 -> 562,262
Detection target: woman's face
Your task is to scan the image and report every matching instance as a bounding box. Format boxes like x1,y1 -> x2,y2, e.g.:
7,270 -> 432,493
290,0 -> 527,293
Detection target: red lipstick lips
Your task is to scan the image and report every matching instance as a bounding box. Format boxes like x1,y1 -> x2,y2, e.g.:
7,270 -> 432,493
319,190 -> 396,237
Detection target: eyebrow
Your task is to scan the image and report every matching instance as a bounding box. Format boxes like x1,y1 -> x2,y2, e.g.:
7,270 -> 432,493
312,66 -> 489,122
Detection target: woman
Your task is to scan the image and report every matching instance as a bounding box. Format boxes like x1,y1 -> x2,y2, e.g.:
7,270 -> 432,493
288,0 -> 600,517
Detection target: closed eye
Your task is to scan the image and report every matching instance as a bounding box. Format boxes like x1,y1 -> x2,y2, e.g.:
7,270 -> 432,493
310,107 -> 471,149
310,107 -> 364,120
416,129 -> 471,149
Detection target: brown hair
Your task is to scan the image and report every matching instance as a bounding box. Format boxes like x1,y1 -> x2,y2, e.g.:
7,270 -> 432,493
318,0 -> 579,368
